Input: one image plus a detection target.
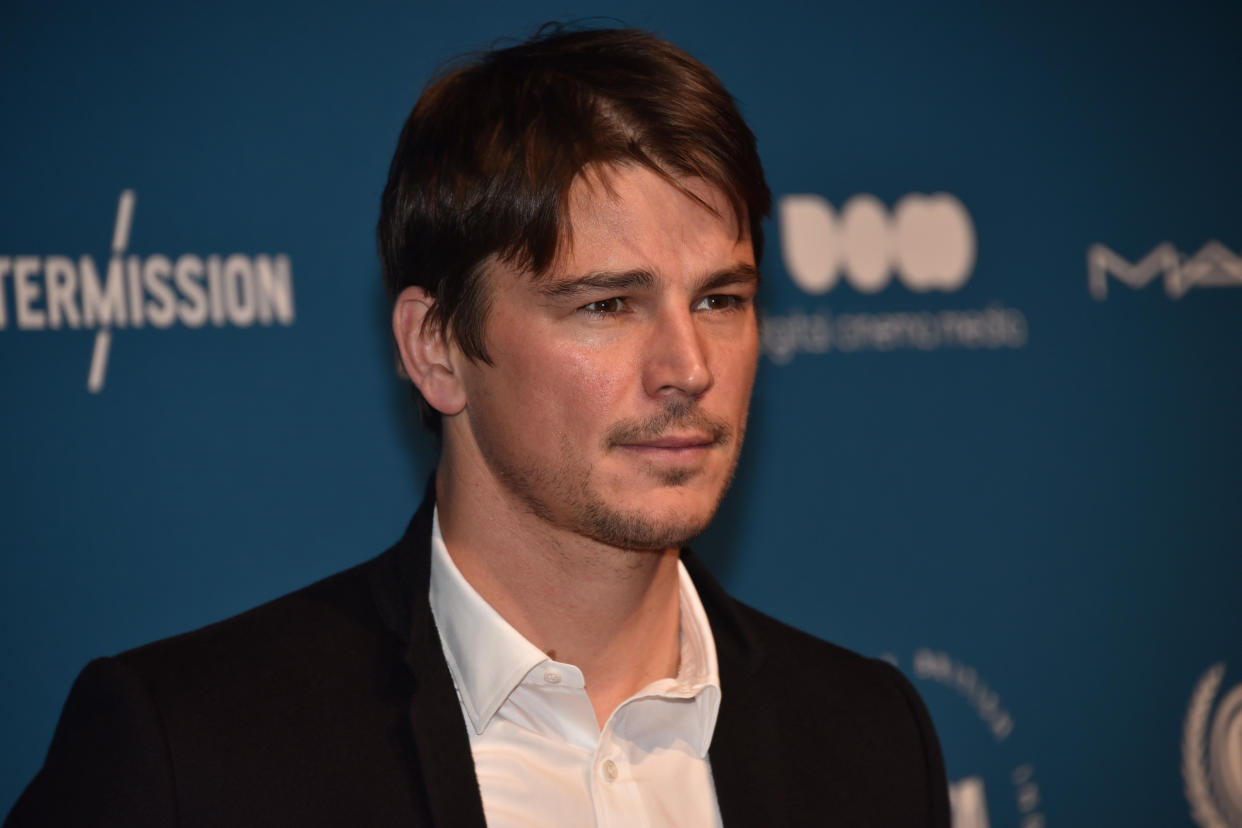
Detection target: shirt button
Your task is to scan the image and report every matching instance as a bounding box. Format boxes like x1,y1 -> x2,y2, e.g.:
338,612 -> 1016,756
543,670 -> 561,684
602,759 -> 619,782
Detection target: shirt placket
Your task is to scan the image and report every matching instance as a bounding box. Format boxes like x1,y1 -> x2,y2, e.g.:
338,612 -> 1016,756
590,716 -> 650,828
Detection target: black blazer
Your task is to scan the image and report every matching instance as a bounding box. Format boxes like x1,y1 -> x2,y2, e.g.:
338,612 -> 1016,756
7,492 -> 950,826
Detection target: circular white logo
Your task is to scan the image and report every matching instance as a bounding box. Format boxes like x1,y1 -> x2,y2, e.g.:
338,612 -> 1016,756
778,192 -> 976,295
1184,663 -> 1242,828
900,647 -> 1047,827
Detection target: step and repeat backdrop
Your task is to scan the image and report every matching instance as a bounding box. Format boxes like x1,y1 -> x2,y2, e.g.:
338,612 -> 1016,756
3,0 -> 1239,824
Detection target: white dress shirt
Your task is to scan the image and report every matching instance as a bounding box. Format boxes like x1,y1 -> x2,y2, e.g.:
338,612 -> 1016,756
428,509 -> 724,828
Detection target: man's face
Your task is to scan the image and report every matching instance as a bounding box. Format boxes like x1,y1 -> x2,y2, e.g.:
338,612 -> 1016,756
452,164 -> 759,550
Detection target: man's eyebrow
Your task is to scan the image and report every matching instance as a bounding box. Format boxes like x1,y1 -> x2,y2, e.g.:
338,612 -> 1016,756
537,264 -> 760,300
697,264 -> 761,292
538,269 -> 657,298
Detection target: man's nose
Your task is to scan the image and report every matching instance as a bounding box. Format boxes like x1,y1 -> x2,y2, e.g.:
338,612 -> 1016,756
642,307 -> 713,399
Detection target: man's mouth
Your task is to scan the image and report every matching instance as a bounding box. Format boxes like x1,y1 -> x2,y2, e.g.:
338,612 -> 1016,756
604,399 -> 733,455
621,433 -> 717,450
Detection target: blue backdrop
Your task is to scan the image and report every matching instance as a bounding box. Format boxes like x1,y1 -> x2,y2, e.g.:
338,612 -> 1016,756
4,1 -> 1240,825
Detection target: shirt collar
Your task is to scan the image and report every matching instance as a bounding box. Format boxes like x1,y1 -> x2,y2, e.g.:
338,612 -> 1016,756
427,507 -> 721,751
428,508 -> 549,733
662,552 -> 722,757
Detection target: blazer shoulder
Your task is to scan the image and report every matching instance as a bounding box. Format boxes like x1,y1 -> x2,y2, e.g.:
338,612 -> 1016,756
113,500 -> 432,686
724,595 -> 940,724
8,549 -> 430,828
725,595 -> 884,678
87,549 -> 417,782
118,552 -> 389,682
5,656 -> 180,827
716,596 -> 951,827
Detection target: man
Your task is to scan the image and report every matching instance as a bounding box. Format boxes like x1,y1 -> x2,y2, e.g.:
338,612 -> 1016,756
7,26 -> 949,827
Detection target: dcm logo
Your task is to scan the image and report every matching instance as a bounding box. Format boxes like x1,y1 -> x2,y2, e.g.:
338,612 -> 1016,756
762,191 -> 1025,361
0,191 -> 295,392
779,193 -> 976,295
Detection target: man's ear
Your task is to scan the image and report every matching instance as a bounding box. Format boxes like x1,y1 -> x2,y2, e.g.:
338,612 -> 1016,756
392,286 -> 467,416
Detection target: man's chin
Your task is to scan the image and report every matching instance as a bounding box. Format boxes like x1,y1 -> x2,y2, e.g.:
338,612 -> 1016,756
575,490 -> 721,551
647,465 -> 701,487
579,511 -> 713,552
589,463 -> 739,547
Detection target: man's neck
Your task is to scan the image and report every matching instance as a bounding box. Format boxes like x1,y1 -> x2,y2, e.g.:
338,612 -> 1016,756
434,464 -> 682,729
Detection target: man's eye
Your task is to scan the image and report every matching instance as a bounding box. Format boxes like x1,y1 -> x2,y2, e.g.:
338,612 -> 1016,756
694,294 -> 744,311
582,297 -> 626,315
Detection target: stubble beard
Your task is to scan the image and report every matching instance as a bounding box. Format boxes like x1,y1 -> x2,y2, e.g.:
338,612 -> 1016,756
482,400 -> 745,552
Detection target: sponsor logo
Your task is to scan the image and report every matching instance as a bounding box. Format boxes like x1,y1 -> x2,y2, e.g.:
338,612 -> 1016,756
766,193 -> 1027,363
780,193 -> 976,294
1088,241 -> 1242,300
1184,662 -> 1242,828
0,191 -> 296,392
761,304 -> 1027,364
888,648 -> 1046,828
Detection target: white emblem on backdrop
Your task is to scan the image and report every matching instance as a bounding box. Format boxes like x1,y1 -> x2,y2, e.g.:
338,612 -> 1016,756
780,193 -> 976,294
948,775 -> 991,828
0,191 -> 296,392
884,648 -> 1047,828
764,193 -> 1027,363
1183,663 -> 1242,828
1088,241 -> 1242,300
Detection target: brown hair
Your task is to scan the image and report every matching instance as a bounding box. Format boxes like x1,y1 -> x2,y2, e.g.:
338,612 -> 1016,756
378,24 -> 771,431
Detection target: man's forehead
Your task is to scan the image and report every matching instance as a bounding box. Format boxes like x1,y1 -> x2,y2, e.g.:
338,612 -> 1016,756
567,163 -> 744,234
532,163 -> 751,279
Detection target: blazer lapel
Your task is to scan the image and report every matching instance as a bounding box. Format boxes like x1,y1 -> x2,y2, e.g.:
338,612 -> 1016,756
683,552 -> 789,828
370,485 -> 488,828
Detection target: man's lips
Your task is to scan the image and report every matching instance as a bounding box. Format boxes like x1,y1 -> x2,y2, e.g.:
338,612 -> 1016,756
617,434 -> 717,451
